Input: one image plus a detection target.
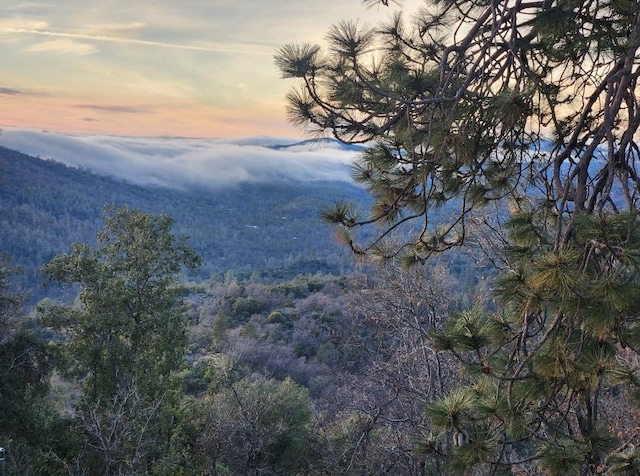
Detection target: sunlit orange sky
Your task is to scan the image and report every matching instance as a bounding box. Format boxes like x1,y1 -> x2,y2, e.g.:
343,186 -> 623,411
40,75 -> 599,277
1,1 -> 422,139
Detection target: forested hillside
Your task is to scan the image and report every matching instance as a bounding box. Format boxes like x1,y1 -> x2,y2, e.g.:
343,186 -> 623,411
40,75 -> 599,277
5,0 -> 640,470
1,204 -> 482,475
0,141 -> 487,475
0,145 -> 370,302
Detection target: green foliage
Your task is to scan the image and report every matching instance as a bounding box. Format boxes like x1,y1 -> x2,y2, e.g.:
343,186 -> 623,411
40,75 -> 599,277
41,205 -> 200,400
425,388 -> 477,429
39,206 -> 201,474
608,446 -> 640,474
538,440 -> 586,476
276,0 -> 640,471
196,374 -> 313,475
277,0 -> 640,259
0,257 -> 62,474
0,146 -> 365,303
421,209 -> 640,473
274,42 -> 322,78
231,296 -> 270,317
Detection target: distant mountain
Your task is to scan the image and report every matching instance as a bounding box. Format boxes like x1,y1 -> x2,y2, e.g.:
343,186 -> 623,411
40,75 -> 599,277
222,136 -> 301,147
0,142 -> 371,303
269,137 -> 368,153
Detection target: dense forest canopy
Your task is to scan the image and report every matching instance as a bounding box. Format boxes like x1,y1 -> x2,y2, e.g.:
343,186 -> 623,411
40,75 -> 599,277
0,203 -> 481,474
0,145 -> 372,302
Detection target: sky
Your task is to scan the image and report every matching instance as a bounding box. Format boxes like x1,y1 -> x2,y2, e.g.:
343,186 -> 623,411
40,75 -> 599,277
0,0 -> 422,139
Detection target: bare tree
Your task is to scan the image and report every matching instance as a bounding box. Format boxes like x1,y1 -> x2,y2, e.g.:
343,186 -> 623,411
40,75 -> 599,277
315,260 -> 460,475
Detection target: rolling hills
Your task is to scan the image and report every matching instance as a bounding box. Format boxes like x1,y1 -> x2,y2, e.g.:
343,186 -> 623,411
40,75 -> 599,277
0,132 -> 371,303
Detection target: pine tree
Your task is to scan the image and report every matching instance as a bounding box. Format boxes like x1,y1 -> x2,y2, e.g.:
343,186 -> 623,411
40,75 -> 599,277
276,0 -> 640,473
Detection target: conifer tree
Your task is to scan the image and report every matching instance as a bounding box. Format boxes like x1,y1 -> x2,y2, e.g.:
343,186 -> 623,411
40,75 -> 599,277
276,0 -> 640,473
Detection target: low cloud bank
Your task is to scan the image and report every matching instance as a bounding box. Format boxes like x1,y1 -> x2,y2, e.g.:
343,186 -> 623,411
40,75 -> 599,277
1,128 -> 359,189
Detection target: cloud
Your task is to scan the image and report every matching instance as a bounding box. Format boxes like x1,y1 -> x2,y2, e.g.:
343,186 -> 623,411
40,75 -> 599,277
87,21 -> 146,37
75,104 -> 154,114
0,24 -> 272,55
0,128 -> 359,190
0,19 -> 50,30
26,38 -> 99,56
0,86 -> 44,97
0,87 -> 23,95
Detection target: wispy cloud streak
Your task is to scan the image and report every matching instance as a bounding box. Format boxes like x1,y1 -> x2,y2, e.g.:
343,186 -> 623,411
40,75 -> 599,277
26,38 -> 99,56
1,26 -> 273,55
75,104 -> 154,114
0,87 -> 23,95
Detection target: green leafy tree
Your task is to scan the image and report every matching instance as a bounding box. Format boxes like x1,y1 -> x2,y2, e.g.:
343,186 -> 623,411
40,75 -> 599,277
0,257 -> 59,475
196,368 -> 313,476
276,0 -> 640,473
40,205 -> 200,475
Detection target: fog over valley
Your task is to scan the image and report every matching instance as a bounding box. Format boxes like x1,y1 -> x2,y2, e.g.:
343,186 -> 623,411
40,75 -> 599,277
1,128 -> 362,189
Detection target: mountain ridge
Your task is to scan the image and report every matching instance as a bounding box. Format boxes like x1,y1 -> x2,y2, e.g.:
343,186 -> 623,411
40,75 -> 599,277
0,143 -> 370,303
